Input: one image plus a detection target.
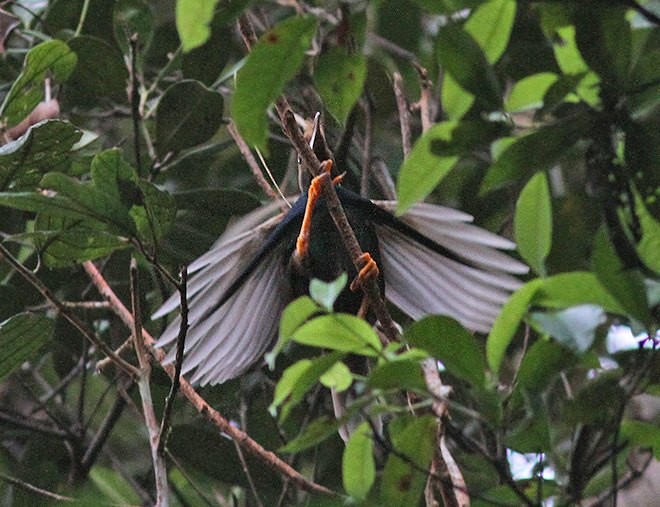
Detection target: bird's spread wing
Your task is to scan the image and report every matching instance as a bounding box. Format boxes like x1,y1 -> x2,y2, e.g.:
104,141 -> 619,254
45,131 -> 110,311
371,200 -> 528,333
152,199 -> 300,385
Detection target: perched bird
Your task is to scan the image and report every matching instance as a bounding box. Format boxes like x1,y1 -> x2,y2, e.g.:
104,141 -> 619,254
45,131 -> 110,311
153,158 -> 528,386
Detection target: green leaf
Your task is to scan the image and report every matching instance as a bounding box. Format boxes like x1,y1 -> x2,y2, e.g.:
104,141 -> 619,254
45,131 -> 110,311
481,117 -> 588,193
505,409 -> 551,453
113,0 -> 154,54
155,80 -> 224,156
0,149 -> 172,246
315,47 -> 367,125
0,120 -> 82,191
270,296 -> 321,363
487,279 -> 543,373
88,467 -> 143,505
176,0 -> 219,51
505,73 -> 558,113
563,372 -> 625,428
182,17 -> 232,85
309,273 -> 347,312
279,416 -> 343,453
440,0 -> 516,119
131,179 -> 176,243
26,215 -> 129,267
381,415 -> 437,506
530,305 -> 606,353
635,195 -> 660,272
574,4 -> 630,92
515,171 -> 552,276
231,15 -> 316,150
270,352 -> 344,422
319,361 -> 352,392
0,40 -> 77,127
436,23 -> 502,110
535,272 -> 628,316
396,121 -> 459,213
405,316 -> 486,388
292,314 -> 382,356
343,421 -> 375,501
0,313 -> 53,381
66,36 -> 129,107
621,420 -> 660,460
592,229 -> 651,325
551,25 -> 600,106
368,359 -> 426,391
516,338 -> 577,393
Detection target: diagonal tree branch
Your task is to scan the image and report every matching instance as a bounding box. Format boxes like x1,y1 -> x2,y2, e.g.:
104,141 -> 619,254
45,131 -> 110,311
82,260 -> 338,498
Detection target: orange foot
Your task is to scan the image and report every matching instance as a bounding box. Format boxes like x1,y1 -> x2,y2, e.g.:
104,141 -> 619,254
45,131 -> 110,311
350,252 -> 380,292
295,159 -> 341,261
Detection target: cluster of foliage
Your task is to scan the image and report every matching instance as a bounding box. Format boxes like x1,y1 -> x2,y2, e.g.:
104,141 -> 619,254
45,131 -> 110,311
0,0 -> 658,505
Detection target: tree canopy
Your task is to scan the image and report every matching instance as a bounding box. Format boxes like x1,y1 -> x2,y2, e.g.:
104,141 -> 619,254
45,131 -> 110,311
0,0 -> 658,505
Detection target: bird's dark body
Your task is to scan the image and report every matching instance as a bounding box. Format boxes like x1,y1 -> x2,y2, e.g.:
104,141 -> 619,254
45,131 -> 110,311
212,186 -> 386,316
288,192 -> 385,314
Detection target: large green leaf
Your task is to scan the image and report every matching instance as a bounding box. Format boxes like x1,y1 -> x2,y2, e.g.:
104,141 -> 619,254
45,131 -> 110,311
515,171 -> 552,276
367,359 -> 427,391
113,0 -> 154,54
437,24 -> 501,111
315,47 -> 367,125
22,215 -> 129,267
441,0 -> 516,119
343,421 -> 375,500
487,279 -> 543,373
621,420 -> 660,460
405,316 -> 486,388
481,117 -> 588,193
574,4 -> 630,92
66,36 -> 128,107
397,120 -> 508,211
0,149 -> 174,245
591,229 -> 651,325
535,272 -> 628,315
381,415 -> 437,506
516,338 -> 577,393
550,25 -> 600,106
270,352 -> 345,422
0,120 -> 82,191
155,80 -> 224,156
396,121 -> 459,213
176,0 -> 219,51
0,40 -> 77,127
231,15 -> 316,150
279,416 -> 343,453
505,73 -> 558,113
292,314 -> 382,356
0,313 -> 53,381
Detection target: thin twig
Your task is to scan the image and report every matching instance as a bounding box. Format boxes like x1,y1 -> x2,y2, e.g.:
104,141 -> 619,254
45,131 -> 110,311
414,65 -> 434,132
393,72 -> 412,157
0,243 -> 139,378
129,34 -> 143,176
360,98 -> 373,196
0,472 -> 75,502
227,120 -> 288,209
0,409 -> 69,439
157,265 -> 188,455
422,360 -> 469,507
130,258 -> 169,506
79,382 -> 130,479
82,260 -> 338,497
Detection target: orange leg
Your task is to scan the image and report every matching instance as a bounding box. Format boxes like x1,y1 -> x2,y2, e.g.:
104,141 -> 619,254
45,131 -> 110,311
349,252 -> 380,292
295,160 -> 334,261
